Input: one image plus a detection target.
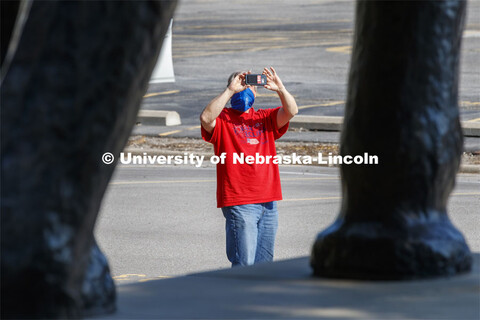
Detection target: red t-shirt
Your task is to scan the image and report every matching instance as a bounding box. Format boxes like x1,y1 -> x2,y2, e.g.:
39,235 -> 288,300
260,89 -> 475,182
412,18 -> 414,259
201,107 -> 289,208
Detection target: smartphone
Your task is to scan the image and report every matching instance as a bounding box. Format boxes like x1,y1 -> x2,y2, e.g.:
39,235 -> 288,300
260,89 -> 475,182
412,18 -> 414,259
245,74 -> 267,86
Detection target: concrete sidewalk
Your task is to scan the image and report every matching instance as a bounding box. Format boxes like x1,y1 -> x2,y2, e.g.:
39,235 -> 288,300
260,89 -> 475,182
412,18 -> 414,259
91,254 -> 479,319
135,113 -> 480,137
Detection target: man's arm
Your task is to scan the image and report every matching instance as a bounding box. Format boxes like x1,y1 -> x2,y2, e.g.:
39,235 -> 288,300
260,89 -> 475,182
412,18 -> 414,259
263,67 -> 298,128
276,86 -> 298,129
200,73 -> 247,134
200,87 -> 235,134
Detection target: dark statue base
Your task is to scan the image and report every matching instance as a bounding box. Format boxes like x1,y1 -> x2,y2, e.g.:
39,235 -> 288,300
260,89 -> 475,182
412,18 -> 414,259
82,241 -> 116,317
311,218 -> 472,280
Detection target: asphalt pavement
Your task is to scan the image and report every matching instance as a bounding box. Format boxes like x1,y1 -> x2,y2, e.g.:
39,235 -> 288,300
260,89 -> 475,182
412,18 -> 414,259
140,0 -> 480,128
95,165 -> 480,284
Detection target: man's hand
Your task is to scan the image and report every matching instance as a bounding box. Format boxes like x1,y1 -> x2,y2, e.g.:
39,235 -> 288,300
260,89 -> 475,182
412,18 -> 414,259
228,72 -> 249,93
263,67 -> 285,92
262,67 -> 298,128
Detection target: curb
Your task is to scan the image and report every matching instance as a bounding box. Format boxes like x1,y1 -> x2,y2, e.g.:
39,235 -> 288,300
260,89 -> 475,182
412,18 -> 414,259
290,116 -> 343,131
289,115 -> 480,137
137,110 -> 181,126
462,121 -> 480,137
459,164 -> 480,174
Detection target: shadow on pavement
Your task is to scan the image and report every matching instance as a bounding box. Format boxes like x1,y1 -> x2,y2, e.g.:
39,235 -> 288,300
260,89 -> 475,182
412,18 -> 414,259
91,254 -> 480,319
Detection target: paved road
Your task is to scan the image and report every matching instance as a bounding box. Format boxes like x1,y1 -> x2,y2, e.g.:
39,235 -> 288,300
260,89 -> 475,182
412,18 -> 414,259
140,0 -> 480,130
95,164 -> 480,284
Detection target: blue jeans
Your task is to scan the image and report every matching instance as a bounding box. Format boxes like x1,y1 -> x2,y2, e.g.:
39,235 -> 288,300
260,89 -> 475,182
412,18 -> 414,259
221,202 -> 278,267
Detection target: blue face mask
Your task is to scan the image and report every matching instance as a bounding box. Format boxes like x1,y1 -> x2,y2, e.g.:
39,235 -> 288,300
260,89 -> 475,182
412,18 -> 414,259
231,88 -> 255,112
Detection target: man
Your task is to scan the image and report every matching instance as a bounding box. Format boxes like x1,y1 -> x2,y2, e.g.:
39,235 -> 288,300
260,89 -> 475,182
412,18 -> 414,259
200,67 -> 298,267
